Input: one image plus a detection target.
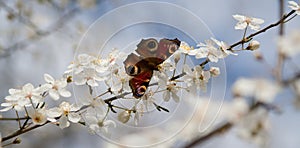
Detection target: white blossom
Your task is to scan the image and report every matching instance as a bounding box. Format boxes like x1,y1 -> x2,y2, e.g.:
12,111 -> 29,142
65,54 -> 109,86
209,67 -> 220,77
108,48 -> 125,66
211,38 -> 237,56
152,70 -> 169,87
109,70 -> 131,94
233,14 -> 264,30
78,95 -> 106,116
232,78 -> 280,103
28,108 -> 48,125
170,95 -> 223,142
288,1 -> 300,15
183,65 -> 211,93
158,60 -> 175,72
178,41 -> 196,55
47,101 -> 81,129
163,82 -> 180,102
44,74 -> 71,100
65,54 -> 95,75
277,30 -> 300,57
0,96 -> 24,112
65,50 -> 124,87
236,108 -> 270,147
0,83 -> 44,112
18,83 -> 44,105
85,114 -> 116,135
194,39 -> 223,62
224,98 -> 249,123
73,68 -> 106,87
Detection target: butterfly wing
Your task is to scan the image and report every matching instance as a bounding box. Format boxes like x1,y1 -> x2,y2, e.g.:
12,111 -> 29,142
135,38 -> 181,67
123,53 -> 149,76
156,38 -> 181,61
135,38 -> 159,59
124,38 -> 181,98
129,70 -> 153,98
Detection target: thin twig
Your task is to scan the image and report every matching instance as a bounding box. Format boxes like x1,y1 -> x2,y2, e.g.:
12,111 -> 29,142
229,10 -> 295,49
0,6 -> 79,58
279,0 -> 285,35
0,1 -> 38,30
184,103 -> 262,148
0,117 -> 28,121
2,121 -> 50,142
184,122 -> 233,148
275,0 -> 286,83
15,111 -> 22,129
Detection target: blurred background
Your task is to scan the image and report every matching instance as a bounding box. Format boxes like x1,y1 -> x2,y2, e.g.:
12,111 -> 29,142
0,0 -> 300,148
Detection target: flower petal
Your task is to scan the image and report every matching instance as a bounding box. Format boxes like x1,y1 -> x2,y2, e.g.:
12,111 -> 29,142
87,79 -> 98,87
23,83 -> 34,92
163,91 -> 170,102
49,89 -> 60,100
235,22 -> 247,30
171,92 -> 180,103
233,14 -> 245,21
59,89 -> 71,98
68,113 -> 81,123
8,88 -> 20,95
44,74 -> 55,83
59,116 -> 70,129
288,1 -> 299,10
47,107 -> 62,117
104,120 -> 116,128
0,106 -> 12,112
251,18 -> 264,25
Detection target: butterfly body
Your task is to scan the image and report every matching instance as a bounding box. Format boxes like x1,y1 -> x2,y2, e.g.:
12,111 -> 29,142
124,38 -> 181,98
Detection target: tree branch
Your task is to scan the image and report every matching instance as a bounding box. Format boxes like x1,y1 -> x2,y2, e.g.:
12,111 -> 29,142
0,4 -> 79,58
229,10 -> 295,49
184,103 -> 262,148
1,121 -> 50,142
0,117 -> 28,121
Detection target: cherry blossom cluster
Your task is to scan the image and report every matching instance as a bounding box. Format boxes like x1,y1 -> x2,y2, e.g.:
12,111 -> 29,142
0,38 -> 226,136
104,1 -> 300,147
0,74 -> 80,127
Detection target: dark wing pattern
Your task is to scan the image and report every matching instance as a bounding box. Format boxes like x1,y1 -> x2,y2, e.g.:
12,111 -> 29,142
124,38 -> 181,98
129,71 -> 153,98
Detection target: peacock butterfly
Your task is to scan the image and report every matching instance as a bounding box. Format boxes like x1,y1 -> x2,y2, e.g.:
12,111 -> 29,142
123,38 -> 181,98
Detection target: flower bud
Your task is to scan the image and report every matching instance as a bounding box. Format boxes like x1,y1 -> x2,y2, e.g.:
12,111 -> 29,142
246,40 -> 260,50
118,111 -> 131,123
13,138 -> 22,144
209,67 -> 220,77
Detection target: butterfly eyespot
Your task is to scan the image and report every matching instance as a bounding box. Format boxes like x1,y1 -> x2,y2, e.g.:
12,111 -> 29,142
160,54 -> 167,60
146,40 -> 158,52
127,65 -> 139,75
168,45 -> 176,54
137,85 -> 147,95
